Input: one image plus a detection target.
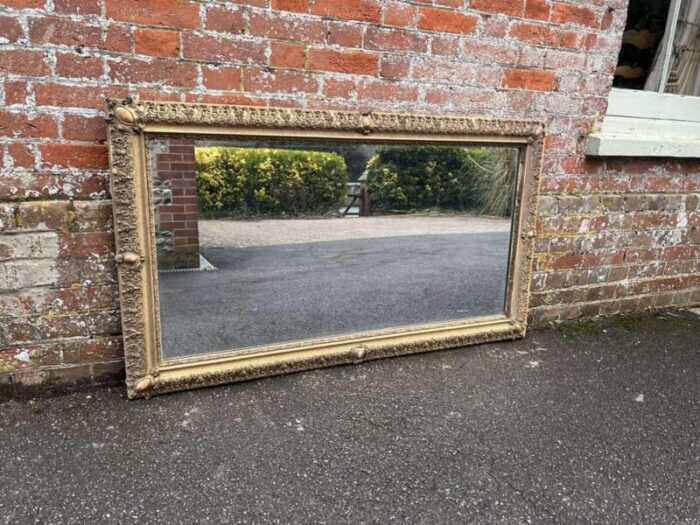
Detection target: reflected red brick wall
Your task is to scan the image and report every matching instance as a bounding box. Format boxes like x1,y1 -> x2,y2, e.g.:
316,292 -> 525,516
152,138 -> 199,269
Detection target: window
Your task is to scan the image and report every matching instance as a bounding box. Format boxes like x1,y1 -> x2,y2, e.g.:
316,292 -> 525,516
586,0 -> 700,157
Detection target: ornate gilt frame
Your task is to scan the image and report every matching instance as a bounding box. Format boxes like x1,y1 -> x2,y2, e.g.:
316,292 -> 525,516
106,99 -> 544,398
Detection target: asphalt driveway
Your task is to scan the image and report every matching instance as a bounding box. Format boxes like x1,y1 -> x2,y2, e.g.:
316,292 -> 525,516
1,310 -> 699,524
158,232 -> 510,358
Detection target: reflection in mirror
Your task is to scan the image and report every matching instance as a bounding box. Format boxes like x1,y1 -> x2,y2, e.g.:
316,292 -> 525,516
149,137 -> 519,359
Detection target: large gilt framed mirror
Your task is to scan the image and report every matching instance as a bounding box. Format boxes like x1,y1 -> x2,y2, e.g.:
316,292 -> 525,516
106,100 -> 544,398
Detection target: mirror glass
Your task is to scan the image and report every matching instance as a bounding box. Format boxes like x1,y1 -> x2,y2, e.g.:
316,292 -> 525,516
148,137 -> 519,359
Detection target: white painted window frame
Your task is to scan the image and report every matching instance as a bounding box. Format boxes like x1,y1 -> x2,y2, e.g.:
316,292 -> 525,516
585,0 -> 700,158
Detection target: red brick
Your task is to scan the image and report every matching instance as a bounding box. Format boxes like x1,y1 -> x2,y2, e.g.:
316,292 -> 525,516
71,201 -> 113,231
270,42 -> 306,69
509,21 -> 579,49
59,232 -> 114,257
135,88 -> 181,102
431,35 -> 460,56
524,0 -> 550,20
0,15 -> 22,42
504,68 -> 556,91
40,144 -> 108,170
109,57 -> 198,88
470,0 -> 522,16
8,143 -> 34,168
384,2 -> 417,27
0,111 -> 58,139
103,24 -> 132,53
248,11 -> 326,42
365,27 -> 428,53
380,57 -> 411,79
182,33 -> 266,64
357,80 -> 418,102
246,68 -> 319,94
63,114 -> 107,142
308,49 -> 378,75
54,0 -> 101,15
272,0 -> 307,12
482,15 -> 508,38
205,6 -> 245,33
35,83 -> 127,110
55,52 -> 103,79
326,21 -> 363,48
4,80 -> 27,105
0,49 -> 49,76
311,0 -> 381,23
185,92 -> 266,106
17,201 -> 70,230
203,65 -> 242,91
463,40 -> 518,65
323,77 -> 356,98
551,2 -> 599,28
135,28 -> 181,58
64,336 -> 123,364
414,58 -> 474,83
0,0 -> 43,7
105,0 -> 200,29
418,7 -> 478,34
29,17 -> 102,47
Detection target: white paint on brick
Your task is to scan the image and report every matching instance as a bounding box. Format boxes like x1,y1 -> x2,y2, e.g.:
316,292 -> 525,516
0,232 -> 59,291
1,232 -> 59,259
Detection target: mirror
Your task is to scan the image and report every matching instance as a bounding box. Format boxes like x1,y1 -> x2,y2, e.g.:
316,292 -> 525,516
151,139 -> 519,359
106,101 -> 542,397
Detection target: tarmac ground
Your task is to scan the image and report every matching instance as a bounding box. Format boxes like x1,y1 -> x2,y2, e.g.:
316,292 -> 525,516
2,309 -> 699,524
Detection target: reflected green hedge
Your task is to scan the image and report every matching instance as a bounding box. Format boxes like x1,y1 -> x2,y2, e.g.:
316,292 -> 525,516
196,147 -> 348,217
366,146 -> 515,216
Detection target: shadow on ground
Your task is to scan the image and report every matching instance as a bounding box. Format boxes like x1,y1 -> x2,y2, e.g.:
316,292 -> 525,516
1,310 -> 699,524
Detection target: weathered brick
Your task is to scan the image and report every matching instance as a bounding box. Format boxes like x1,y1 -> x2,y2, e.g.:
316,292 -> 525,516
270,42 -> 306,69
135,28 -> 181,58
308,49 -> 378,75
418,7 -> 478,34
54,0 -> 101,15
504,68 -> 556,91
357,80 -> 418,102
311,0 -> 380,23
55,52 -> 104,79
205,6 -> 245,34
0,257 -> 59,291
524,0 -> 550,20
40,144 -> 109,170
63,114 -> 107,142
0,111 -> 58,138
59,232 -> 114,258
0,15 -> 23,43
471,0 -> 522,17
182,34 -> 266,64
203,65 -> 242,91
245,68 -> 319,94
326,21 -> 363,48
272,0 -> 307,12
0,49 -> 49,76
365,27 -> 429,53
17,202 -> 70,231
105,0 -> 200,28
551,2 -> 599,28
248,11 -> 326,42
384,2 -> 417,27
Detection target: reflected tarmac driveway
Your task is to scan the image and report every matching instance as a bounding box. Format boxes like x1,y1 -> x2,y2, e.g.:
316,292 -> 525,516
159,216 -> 512,358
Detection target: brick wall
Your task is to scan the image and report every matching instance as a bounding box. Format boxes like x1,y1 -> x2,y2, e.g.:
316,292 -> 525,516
0,0 -> 698,389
